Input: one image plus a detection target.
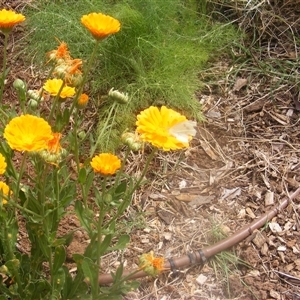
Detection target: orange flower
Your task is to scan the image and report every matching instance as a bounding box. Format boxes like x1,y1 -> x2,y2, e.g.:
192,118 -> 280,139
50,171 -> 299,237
0,9 -> 25,33
67,59 -> 82,75
139,251 -> 165,276
78,93 -> 89,108
90,153 -> 121,175
47,133 -> 62,154
81,12 -> 120,40
48,41 -> 70,61
4,115 -> 53,152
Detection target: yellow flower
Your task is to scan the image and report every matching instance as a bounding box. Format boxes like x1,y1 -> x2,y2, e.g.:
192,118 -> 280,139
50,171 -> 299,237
0,153 -> 7,175
0,181 -> 11,205
43,79 -> 75,99
77,93 -> 89,108
90,153 -> 121,175
4,115 -> 53,152
139,251 -> 165,276
81,12 -> 120,40
136,106 -> 197,151
0,9 -> 25,33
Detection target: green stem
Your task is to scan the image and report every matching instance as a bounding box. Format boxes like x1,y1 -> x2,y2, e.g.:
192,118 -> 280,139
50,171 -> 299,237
90,102 -> 117,157
95,176 -> 107,297
69,40 -> 101,118
131,147 -> 157,192
14,152 -> 28,204
73,109 -> 80,172
0,32 -> 9,104
108,147 -> 157,227
48,79 -> 66,124
114,147 -> 130,188
3,224 -> 24,297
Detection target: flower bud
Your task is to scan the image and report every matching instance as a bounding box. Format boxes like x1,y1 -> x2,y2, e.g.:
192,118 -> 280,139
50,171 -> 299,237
13,79 -> 26,92
108,88 -> 129,104
77,131 -> 86,140
28,99 -> 38,109
121,132 -> 143,151
27,89 -> 44,102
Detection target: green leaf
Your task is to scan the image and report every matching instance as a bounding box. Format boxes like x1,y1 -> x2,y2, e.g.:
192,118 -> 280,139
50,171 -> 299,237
53,246 -> 66,274
78,167 -> 87,184
61,265 -> 73,299
75,200 -> 92,235
114,263 -> 124,282
115,181 -> 127,195
26,279 -> 51,299
52,230 -> 74,247
73,253 -> 84,269
85,171 -> 94,194
109,235 -> 130,251
52,267 -> 66,297
63,108 -> 71,125
59,184 -> 76,208
98,234 -> 112,256
81,257 -> 98,293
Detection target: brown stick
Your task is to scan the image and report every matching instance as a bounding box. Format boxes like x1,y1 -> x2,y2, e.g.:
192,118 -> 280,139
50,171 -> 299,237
98,187 -> 300,285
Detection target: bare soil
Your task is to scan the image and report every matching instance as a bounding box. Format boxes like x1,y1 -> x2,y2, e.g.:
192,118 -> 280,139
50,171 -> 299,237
3,1 -> 300,299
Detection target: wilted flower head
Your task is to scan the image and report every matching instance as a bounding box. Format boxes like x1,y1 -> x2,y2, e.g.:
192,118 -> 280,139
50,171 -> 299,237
43,78 -> 75,99
4,115 -> 53,152
0,181 -> 11,205
90,153 -> 121,175
0,153 -> 7,175
136,106 -> 197,151
108,88 -> 129,104
81,12 -> 120,40
139,251 -> 165,276
47,41 -> 70,61
0,9 -> 25,33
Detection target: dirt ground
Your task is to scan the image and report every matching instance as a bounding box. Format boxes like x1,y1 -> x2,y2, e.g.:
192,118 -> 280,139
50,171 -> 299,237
2,1 -> 300,299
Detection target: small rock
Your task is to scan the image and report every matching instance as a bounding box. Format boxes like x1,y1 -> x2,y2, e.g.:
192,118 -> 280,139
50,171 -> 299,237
196,274 -> 208,285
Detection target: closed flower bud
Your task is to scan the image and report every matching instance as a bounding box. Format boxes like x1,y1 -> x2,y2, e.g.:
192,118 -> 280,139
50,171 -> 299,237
108,88 -> 129,104
27,89 -> 44,102
54,64 -> 68,77
28,99 -> 38,109
121,132 -> 143,151
69,74 -> 83,87
13,78 -> 26,92
77,131 -> 86,140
